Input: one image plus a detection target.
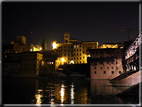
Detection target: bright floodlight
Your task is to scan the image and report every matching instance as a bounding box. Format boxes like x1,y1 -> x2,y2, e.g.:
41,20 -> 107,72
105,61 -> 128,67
53,42 -> 57,49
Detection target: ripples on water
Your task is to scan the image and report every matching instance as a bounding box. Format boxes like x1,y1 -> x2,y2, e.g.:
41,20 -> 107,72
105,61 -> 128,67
2,77 -> 139,105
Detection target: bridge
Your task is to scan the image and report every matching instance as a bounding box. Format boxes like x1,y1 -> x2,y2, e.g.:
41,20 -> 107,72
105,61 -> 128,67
110,33 -> 142,97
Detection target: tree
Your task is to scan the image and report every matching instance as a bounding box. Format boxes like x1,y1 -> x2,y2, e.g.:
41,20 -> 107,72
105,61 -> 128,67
42,39 -> 47,50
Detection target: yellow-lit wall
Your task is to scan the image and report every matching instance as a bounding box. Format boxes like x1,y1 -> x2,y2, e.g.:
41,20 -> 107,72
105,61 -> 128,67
99,44 -> 123,49
53,41 -> 98,69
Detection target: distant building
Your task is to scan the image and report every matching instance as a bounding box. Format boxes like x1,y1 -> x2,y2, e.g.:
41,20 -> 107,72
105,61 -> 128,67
88,48 -> 123,79
3,52 -> 43,78
52,32 -> 98,66
4,35 -> 42,54
99,43 -> 123,49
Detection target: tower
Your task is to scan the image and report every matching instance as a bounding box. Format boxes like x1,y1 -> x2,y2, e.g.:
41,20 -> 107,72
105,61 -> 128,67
17,35 -> 26,44
64,32 -> 70,43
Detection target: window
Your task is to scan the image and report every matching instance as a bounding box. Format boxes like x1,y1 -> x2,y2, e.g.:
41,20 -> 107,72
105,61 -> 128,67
107,67 -> 109,69
119,71 -> 121,74
104,71 -> 106,74
80,49 -> 81,51
101,67 -> 102,70
68,54 -> 70,56
116,56 -> 117,59
112,67 -> 113,69
94,71 -> 97,74
80,57 -> 81,59
112,71 -> 114,74
74,58 -> 76,60
94,66 -> 96,70
64,54 -> 66,56
80,61 -> 81,63
116,61 -> 118,64
116,67 -> 118,70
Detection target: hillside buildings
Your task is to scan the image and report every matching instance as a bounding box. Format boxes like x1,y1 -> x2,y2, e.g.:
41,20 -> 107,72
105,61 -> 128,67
52,32 -> 98,66
4,35 -> 42,54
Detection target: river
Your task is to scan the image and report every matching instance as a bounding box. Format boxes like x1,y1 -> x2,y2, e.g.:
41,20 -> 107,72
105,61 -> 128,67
2,77 -> 139,106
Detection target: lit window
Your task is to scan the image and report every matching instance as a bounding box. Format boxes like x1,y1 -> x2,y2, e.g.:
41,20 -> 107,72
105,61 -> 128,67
52,62 -> 53,64
30,49 -> 32,51
74,45 -> 76,48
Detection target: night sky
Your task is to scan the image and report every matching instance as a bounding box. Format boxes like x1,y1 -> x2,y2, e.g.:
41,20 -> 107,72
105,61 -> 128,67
2,2 -> 139,49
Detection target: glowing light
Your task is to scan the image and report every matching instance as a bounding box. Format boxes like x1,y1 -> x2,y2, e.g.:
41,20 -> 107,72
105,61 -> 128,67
62,58 -> 65,62
70,60 -> 74,64
88,55 -> 90,57
30,49 -> 32,51
40,47 -> 42,50
52,42 -> 57,49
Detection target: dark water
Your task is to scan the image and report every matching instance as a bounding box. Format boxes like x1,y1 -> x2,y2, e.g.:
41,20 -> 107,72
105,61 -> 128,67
2,77 -> 139,105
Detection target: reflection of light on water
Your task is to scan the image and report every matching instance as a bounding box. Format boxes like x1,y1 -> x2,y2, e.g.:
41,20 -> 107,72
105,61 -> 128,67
60,84 -> 65,105
35,94 -> 43,104
70,84 -> 74,104
35,89 -> 43,105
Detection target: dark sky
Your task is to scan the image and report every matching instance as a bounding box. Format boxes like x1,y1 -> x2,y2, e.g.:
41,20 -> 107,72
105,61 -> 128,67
2,2 -> 139,49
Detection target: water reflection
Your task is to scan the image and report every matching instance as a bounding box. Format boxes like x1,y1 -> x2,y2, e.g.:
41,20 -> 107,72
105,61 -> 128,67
2,77 -> 139,104
60,84 -> 65,104
35,89 -> 43,105
70,83 -> 74,104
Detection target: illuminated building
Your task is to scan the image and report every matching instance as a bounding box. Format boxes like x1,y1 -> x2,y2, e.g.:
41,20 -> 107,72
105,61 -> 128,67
4,52 -> 43,78
99,43 -> 123,49
88,48 -> 123,79
3,35 -> 41,54
52,32 -> 98,69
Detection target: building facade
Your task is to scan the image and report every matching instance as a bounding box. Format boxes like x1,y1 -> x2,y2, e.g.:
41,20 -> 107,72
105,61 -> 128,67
52,33 -> 98,66
4,52 -> 43,78
88,48 -> 124,79
4,35 -> 42,54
